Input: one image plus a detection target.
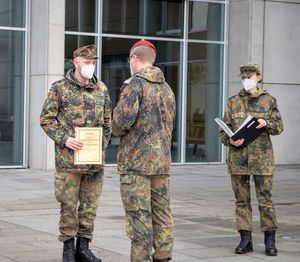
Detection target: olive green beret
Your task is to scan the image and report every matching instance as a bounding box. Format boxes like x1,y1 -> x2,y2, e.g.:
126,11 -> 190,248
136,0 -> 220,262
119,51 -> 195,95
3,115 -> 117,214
240,63 -> 261,75
73,44 -> 98,59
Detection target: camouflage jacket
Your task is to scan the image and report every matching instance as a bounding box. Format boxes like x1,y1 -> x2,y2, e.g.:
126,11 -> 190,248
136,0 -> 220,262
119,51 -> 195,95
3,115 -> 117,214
112,66 -> 176,175
40,69 -> 112,173
220,88 -> 283,176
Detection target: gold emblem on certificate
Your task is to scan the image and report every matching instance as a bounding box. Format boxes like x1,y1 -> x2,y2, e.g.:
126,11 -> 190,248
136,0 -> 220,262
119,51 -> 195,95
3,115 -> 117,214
74,127 -> 103,165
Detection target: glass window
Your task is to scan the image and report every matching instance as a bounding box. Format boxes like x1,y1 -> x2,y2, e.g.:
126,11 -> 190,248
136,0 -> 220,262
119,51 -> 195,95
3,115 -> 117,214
103,0 -> 184,38
154,40 -> 182,163
64,35 -> 97,75
189,1 -> 224,41
185,43 -> 223,162
65,0 -> 97,32
64,0 -> 227,164
0,0 -> 25,27
0,30 -> 25,165
101,37 -> 182,163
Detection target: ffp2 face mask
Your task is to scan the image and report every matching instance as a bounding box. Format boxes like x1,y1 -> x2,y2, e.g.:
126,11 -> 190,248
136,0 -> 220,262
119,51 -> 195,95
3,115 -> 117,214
242,79 -> 256,91
81,64 -> 95,79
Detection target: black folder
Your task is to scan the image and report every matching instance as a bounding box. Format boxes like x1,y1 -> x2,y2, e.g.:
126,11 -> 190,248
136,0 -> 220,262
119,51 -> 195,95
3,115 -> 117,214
215,116 -> 266,146
231,117 -> 266,146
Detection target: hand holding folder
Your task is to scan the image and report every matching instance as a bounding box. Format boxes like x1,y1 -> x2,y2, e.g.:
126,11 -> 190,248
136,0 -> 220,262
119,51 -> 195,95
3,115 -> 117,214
215,115 -> 266,146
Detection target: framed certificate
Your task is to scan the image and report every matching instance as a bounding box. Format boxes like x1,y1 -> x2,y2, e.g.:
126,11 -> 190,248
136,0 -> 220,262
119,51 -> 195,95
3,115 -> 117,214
74,127 -> 103,165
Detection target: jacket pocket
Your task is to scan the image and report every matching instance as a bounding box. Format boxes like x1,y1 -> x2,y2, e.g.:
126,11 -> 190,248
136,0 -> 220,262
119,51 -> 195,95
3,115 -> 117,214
95,95 -> 105,125
231,112 -> 247,130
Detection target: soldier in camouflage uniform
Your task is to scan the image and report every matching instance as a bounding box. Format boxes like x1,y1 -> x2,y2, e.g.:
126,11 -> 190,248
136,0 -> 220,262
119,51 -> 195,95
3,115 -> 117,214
40,44 -> 112,262
220,63 -> 284,256
112,40 -> 176,262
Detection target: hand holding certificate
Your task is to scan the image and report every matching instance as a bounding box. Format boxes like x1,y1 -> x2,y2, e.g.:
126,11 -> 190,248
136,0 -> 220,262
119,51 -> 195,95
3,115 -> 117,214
74,127 -> 103,165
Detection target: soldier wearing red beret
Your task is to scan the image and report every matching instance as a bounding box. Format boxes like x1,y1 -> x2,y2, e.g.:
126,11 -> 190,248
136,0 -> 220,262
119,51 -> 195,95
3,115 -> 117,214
112,40 -> 176,262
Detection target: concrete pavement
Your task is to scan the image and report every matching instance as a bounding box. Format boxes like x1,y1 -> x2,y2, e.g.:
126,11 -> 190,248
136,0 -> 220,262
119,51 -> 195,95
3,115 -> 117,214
0,164 -> 299,261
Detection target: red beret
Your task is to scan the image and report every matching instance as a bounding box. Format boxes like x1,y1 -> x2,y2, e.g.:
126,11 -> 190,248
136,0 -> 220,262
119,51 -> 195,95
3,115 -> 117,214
130,40 -> 157,54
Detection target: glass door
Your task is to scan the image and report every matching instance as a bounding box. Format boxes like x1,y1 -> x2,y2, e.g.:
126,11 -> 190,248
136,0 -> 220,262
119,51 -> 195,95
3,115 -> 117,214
0,0 -> 26,166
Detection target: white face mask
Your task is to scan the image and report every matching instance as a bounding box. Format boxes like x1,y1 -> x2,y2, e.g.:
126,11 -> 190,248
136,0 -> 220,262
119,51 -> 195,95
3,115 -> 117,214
80,64 -> 95,79
242,78 -> 256,91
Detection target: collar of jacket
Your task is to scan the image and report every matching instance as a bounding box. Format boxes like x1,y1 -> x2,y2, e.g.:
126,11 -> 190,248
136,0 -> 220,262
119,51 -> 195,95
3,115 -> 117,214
134,65 -> 165,84
65,68 -> 98,89
238,87 -> 267,98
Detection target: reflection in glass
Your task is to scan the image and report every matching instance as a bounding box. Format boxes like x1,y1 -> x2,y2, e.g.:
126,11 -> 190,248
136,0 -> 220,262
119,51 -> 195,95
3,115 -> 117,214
103,0 -> 184,38
186,43 -> 223,162
0,30 -> 25,165
101,37 -> 182,163
0,0 -> 25,27
65,0 -> 97,32
189,1 -> 224,41
156,40 -> 182,163
64,35 -> 96,75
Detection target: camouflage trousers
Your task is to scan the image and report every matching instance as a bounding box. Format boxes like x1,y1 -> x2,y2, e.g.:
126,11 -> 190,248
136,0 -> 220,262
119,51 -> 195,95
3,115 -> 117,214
54,170 -> 103,242
120,174 -> 174,262
231,175 -> 277,232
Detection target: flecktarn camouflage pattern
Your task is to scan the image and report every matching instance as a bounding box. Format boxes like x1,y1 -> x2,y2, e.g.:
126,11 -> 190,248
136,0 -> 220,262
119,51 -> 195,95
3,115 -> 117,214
73,44 -> 98,59
231,175 -> 277,232
55,170 -> 103,241
220,85 -> 283,234
112,65 -> 175,261
40,68 -> 111,242
240,63 -> 261,75
40,69 -> 112,173
112,66 -> 176,175
220,87 -> 283,176
120,174 -> 174,261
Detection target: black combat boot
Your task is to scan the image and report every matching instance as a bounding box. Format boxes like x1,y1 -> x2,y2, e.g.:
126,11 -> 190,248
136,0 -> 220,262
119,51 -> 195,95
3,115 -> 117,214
62,238 -> 76,262
75,237 -> 102,262
264,230 -> 277,256
235,230 -> 253,254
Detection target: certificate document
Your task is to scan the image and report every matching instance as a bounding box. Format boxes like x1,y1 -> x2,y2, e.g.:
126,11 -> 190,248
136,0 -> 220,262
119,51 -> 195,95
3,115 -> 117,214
74,127 -> 103,165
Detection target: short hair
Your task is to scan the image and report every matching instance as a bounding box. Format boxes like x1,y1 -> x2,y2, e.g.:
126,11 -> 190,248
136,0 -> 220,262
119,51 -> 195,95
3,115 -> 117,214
130,45 -> 156,65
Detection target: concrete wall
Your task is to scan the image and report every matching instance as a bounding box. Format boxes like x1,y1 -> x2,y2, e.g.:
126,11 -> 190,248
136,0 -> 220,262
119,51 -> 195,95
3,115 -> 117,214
29,0 -> 65,169
228,0 -> 300,164
264,0 -> 300,164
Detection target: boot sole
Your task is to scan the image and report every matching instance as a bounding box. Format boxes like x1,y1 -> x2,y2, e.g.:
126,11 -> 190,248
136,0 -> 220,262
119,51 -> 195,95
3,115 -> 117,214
235,250 -> 253,254
265,250 -> 277,256
235,247 -> 253,254
75,253 -> 102,262
75,253 -> 83,262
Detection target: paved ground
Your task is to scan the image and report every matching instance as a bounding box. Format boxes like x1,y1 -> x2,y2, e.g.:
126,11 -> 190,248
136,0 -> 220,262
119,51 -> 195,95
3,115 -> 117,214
0,164 -> 299,262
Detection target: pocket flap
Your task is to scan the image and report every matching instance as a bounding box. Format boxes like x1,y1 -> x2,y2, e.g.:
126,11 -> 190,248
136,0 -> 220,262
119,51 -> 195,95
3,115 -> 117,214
120,175 -> 136,185
232,112 -> 247,119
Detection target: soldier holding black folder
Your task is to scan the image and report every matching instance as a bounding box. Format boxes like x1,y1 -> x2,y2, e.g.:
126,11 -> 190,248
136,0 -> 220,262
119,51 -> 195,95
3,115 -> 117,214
219,63 -> 283,256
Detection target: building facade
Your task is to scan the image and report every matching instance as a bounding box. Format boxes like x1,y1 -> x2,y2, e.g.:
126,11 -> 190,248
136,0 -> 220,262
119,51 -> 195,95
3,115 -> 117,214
0,0 -> 299,169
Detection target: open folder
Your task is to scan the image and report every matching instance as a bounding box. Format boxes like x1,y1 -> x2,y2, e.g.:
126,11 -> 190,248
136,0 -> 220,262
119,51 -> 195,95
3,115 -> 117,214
215,115 -> 266,146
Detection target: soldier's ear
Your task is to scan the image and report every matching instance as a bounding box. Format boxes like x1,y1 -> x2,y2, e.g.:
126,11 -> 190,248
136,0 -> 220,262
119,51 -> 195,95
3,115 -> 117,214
73,57 -> 80,68
258,75 -> 263,83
